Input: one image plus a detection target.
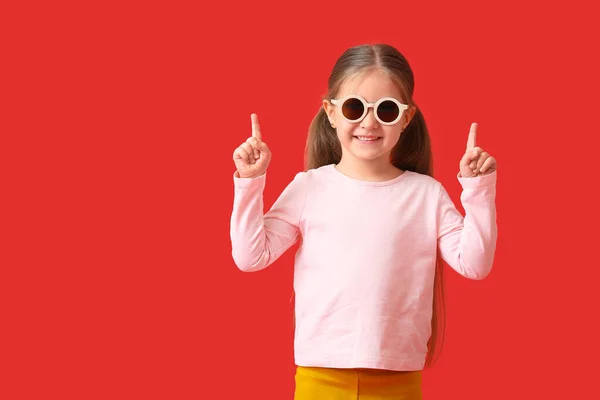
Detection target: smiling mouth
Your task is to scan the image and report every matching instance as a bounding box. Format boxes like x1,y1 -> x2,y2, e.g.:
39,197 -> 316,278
354,136 -> 381,142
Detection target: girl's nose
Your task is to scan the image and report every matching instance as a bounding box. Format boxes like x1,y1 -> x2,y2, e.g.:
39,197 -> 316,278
360,108 -> 379,130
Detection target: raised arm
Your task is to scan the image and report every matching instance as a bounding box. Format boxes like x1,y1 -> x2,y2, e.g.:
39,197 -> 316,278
230,114 -> 306,272
438,123 -> 498,279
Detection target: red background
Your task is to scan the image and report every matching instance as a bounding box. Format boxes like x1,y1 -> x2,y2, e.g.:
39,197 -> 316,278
1,0 -> 599,398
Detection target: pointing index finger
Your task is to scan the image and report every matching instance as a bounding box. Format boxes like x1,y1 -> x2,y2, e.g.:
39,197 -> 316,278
251,113 -> 262,141
467,122 -> 477,150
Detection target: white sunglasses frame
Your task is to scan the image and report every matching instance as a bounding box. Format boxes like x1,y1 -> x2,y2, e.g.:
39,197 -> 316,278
330,95 -> 409,126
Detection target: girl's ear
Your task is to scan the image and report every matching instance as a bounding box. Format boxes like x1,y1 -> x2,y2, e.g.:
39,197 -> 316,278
323,100 -> 335,124
404,106 -> 417,129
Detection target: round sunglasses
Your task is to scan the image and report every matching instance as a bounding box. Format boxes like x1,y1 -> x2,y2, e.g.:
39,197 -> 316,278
330,95 -> 409,126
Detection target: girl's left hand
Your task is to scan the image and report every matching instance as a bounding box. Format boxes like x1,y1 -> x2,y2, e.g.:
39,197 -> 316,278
459,123 -> 497,178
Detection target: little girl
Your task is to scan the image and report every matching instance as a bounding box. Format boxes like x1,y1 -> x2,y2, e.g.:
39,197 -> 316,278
230,43 -> 497,399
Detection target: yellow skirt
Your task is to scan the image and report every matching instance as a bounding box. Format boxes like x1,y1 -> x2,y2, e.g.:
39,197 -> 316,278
294,366 -> 422,400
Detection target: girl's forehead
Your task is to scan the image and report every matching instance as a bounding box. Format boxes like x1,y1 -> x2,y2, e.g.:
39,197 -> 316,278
337,70 -> 403,100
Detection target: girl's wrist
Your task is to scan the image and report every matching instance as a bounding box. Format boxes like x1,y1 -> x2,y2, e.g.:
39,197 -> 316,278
236,171 -> 264,179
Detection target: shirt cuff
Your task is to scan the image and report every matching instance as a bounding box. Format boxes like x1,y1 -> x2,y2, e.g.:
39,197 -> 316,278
233,171 -> 267,189
457,169 -> 497,189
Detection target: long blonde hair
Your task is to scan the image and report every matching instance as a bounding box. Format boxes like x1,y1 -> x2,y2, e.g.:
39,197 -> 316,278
305,43 -> 446,368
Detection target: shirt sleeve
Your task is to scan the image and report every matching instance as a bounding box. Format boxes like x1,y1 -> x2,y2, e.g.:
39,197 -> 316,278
230,171 -> 306,272
437,170 -> 498,280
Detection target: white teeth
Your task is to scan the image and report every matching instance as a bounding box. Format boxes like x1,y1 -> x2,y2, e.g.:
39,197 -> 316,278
357,137 -> 377,141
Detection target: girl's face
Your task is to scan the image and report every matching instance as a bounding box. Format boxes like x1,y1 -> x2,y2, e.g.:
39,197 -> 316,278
324,70 -> 415,167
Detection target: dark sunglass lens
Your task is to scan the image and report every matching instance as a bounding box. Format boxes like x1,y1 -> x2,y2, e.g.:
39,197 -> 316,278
342,98 -> 364,121
377,100 -> 400,123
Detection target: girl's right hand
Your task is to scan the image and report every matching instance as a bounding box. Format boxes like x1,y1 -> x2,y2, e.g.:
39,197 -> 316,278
233,114 -> 272,179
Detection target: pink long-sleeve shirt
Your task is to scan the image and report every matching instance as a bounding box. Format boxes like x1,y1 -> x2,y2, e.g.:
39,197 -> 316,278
230,163 -> 497,371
